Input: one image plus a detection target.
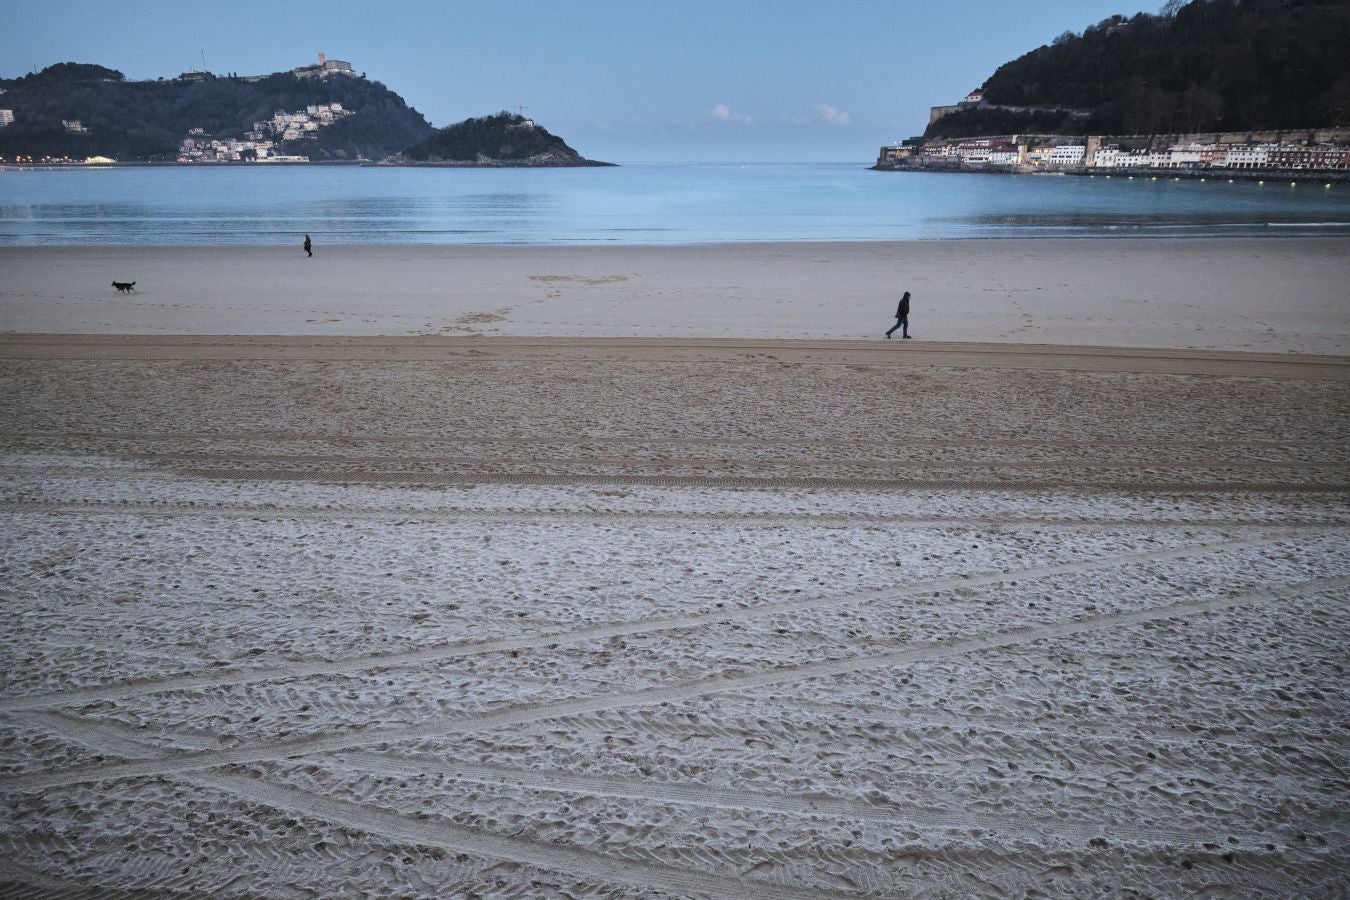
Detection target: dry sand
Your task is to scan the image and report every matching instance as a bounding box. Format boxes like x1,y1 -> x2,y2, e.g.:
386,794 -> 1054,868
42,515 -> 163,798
3,238 -> 1349,353
1,241 -> 1349,897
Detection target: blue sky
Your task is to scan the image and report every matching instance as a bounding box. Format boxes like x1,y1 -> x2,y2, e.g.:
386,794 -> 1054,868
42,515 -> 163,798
2,0 -> 1160,161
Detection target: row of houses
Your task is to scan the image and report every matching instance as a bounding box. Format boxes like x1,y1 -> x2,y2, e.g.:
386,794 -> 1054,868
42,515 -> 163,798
177,133 -> 307,162
1092,142 -> 1350,170
885,137 -> 1350,172
178,102 -> 352,162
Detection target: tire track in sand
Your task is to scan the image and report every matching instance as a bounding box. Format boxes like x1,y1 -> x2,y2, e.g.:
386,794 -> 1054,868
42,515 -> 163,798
9,708 -> 1261,850
6,429 -> 1344,450
3,572 -> 1344,793
0,531 -> 1298,715
185,772 -> 845,900
330,750 -> 1264,850
3,711 -> 1274,896
178,468 -> 1350,494
4,499 -> 1346,530
126,451 -> 1346,473
6,709 -> 844,900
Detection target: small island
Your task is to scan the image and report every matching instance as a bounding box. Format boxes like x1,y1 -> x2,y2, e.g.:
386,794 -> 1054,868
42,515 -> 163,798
389,112 -> 612,167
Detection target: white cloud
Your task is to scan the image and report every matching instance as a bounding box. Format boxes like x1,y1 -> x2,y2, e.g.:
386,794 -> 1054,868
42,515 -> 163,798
813,103 -> 851,125
711,103 -> 753,124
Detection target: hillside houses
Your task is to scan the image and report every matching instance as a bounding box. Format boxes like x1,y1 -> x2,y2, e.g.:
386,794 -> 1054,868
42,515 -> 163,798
178,102 -> 353,162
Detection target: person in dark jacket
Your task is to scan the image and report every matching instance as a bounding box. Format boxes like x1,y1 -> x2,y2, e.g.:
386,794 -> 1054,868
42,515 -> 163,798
303,234 -> 313,257
885,291 -> 911,339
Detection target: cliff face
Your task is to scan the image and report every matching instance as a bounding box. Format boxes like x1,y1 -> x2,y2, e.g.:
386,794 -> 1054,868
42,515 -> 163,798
394,112 -> 611,166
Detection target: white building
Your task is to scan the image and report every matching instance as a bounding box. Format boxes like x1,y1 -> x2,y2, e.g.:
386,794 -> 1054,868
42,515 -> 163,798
1025,145 -> 1056,163
0,109 -> 13,127
294,53 -> 355,79
1115,150 -> 1153,168
1091,145 -> 1123,168
1047,144 -> 1087,166
919,142 -> 959,159
955,140 -> 994,163
1224,145 -> 1272,169
1164,143 -> 1211,168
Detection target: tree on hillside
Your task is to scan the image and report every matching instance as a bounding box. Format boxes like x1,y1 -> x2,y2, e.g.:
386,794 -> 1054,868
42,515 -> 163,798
926,0 -> 1350,139
0,64 -> 432,160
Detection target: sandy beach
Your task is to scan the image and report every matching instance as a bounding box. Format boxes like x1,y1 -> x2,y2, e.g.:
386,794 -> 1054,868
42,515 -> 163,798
4,238 -> 1350,352
1,241 -> 1349,897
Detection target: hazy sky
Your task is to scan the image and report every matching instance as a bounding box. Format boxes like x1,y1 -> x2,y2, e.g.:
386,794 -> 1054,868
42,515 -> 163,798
3,0 -> 1161,162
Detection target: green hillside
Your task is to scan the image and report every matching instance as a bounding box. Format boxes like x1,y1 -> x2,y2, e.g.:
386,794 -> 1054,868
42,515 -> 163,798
399,112 -> 609,166
927,0 -> 1350,139
0,62 -> 433,161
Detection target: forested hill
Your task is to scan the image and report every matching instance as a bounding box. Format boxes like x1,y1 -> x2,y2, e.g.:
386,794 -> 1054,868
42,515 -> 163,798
0,62 -> 433,160
926,0 -> 1350,139
397,113 -> 611,166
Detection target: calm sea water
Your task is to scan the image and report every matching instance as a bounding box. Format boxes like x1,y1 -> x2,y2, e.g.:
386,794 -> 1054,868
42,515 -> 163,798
1,162 -> 1347,245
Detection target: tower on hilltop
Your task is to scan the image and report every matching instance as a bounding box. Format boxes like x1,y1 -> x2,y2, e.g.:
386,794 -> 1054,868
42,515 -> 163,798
296,52 -> 353,79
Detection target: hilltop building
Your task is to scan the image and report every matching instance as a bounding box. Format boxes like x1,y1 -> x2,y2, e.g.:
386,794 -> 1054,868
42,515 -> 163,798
0,109 -> 14,127
294,52 -> 354,79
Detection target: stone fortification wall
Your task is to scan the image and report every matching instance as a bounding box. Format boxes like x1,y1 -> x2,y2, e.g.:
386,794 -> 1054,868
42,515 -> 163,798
1099,127 -> 1350,149
910,125 -> 1350,152
928,105 -> 960,127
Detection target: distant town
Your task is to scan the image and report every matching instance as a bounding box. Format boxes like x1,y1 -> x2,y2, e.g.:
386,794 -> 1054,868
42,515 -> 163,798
0,54 -> 365,166
176,54 -> 356,162
178,101 -> 354,163
876,90 -> 1350,180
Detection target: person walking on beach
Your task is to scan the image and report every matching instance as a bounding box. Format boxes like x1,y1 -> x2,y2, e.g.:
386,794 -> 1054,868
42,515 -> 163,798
303,234 -> 312,257
886,290 -> 911,339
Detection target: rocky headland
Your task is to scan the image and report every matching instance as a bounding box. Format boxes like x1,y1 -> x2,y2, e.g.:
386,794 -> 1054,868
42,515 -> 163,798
389,112 -> 612,167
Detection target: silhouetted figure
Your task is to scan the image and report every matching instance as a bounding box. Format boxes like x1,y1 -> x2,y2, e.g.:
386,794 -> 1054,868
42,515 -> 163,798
303,234 -> 312,257
886,290 -> 911,339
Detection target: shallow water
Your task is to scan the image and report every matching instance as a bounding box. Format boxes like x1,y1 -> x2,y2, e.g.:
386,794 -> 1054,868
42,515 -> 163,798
1,161 -> 1347,245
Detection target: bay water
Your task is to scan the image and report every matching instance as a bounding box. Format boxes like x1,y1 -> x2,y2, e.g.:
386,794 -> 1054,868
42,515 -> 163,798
1,162 -> 1347,245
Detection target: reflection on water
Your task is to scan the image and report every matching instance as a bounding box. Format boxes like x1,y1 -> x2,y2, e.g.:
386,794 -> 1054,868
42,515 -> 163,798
956,210 -> 1350,230
0,163 -> 1347,245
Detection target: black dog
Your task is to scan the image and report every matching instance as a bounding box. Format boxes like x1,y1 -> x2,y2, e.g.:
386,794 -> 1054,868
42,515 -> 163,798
111,281 -> 136,293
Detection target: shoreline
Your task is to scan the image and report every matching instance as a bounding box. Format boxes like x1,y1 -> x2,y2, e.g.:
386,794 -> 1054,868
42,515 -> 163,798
872,163 -> 1350,184
3,238 -> 1347,354
3,333 -> 1347,381
6,231 -> 1350,246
